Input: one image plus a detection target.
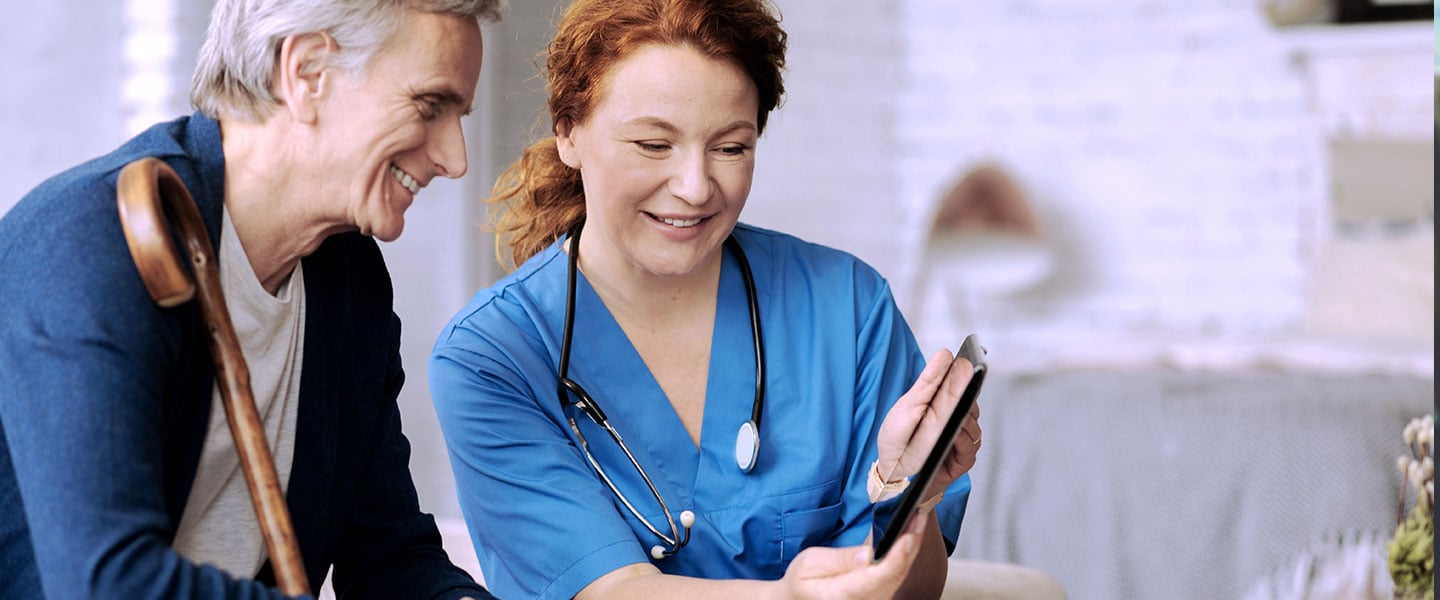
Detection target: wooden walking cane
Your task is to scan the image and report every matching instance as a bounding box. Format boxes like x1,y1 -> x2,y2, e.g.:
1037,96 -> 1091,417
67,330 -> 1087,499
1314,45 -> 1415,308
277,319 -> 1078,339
116,157 -> 310,595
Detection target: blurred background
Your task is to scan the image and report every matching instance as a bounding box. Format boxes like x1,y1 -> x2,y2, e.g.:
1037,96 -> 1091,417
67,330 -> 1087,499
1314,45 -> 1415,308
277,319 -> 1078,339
1,1 -> 1432,598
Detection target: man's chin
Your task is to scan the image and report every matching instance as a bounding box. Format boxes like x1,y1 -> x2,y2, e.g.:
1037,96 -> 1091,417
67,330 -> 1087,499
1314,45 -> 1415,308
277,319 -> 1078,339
372,226 -> 404,242
362,218 -> 406,242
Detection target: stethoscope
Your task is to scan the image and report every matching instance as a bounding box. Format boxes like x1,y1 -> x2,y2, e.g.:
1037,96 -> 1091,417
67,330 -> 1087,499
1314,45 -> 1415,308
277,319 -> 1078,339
556,222 -> 766,559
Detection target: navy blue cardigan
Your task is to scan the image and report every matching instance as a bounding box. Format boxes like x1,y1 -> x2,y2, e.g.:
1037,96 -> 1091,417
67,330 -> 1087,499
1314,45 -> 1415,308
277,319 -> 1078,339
0,114 -> 493,600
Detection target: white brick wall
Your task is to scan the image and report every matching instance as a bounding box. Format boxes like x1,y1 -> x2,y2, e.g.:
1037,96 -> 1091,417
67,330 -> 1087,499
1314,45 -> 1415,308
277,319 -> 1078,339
902,1 -> 1317,346
745,0 -> 906,277
748,0 -> 1433,358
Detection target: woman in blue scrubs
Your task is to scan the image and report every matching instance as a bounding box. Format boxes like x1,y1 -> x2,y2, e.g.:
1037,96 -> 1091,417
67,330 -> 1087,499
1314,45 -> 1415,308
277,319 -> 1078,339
430,1 -> 983,598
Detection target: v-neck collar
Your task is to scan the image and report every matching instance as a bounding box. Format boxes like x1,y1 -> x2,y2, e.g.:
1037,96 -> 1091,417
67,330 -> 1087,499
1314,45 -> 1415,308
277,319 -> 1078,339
564,243 -> 755,509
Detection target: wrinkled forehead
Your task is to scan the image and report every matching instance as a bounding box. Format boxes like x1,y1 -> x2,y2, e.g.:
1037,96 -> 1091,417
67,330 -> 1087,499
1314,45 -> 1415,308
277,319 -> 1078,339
371,11 -> 485,99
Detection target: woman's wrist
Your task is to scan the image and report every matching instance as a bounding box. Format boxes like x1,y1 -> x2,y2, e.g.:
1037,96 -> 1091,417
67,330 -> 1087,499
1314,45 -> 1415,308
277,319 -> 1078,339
917,490 -> 945,513
866,459 -> 909,503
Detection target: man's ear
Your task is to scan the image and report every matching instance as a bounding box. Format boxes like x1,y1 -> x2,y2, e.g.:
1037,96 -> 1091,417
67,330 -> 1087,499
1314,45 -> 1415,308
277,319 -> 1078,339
275,32 -> 336,125
555,117 -> 581,169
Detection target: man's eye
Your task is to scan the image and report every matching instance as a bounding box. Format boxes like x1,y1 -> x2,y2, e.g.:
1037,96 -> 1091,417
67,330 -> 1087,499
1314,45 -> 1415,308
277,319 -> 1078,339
418,98 -> 443,119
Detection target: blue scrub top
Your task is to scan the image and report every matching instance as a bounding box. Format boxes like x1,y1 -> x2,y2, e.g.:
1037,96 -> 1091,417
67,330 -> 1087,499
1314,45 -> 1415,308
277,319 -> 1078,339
430,224 -> 970,600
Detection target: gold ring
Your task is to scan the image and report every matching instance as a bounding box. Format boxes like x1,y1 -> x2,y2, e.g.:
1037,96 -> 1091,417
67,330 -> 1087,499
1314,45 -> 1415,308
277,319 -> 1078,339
971,433 -> 981,446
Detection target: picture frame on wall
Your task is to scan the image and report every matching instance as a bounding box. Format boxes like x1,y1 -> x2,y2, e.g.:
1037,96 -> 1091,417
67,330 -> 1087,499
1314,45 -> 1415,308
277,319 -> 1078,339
1336,0 -> 1433,23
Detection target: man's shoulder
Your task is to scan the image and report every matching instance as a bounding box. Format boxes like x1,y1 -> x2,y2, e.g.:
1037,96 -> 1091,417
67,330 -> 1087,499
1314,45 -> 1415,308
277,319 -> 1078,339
0,116 -> 216,332
14,116 -> 191,202
0,117 -> 196,263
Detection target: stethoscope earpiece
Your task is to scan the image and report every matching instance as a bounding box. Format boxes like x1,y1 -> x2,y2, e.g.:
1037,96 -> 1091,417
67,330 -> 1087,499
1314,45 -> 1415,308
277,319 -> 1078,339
649,510 -> 697,560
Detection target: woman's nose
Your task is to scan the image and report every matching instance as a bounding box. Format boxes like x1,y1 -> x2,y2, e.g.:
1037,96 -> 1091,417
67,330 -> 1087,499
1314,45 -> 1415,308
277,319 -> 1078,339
667,151 -> 713,205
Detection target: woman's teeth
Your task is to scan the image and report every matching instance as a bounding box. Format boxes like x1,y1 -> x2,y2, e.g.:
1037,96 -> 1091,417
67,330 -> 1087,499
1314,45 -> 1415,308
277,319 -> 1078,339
390,164 -> 420,194
658,216 -> 702,228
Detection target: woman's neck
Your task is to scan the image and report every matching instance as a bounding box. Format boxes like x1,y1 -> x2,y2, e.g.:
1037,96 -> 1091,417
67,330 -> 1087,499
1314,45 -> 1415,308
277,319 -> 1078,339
574,233 -> 723,333
573,230 -> 723,447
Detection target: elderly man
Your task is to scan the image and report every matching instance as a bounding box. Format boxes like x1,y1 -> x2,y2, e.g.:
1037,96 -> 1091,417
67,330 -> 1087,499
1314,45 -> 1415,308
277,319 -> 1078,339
0,0 -> 504,598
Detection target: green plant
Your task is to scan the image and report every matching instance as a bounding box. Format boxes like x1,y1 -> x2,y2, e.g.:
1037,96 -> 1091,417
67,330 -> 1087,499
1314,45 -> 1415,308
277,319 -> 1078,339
1387,414 -> 1433,600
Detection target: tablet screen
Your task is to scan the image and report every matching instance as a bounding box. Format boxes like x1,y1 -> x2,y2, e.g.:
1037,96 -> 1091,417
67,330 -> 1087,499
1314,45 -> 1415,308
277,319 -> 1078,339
871,333 -> 987,560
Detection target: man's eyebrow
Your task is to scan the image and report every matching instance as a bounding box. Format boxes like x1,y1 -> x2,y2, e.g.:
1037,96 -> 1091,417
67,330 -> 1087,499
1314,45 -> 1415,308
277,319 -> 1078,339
426,88 -> 473,115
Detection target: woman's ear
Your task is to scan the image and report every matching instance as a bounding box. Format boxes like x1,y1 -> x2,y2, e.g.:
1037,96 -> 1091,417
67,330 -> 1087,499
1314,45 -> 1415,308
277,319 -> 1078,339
275,32 -> 336,125
555,117 -> 581,169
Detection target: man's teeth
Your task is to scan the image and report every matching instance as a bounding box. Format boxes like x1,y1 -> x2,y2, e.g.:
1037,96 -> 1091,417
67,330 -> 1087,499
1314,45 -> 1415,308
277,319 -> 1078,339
658,216 -> 702,228
390,164 -> 420,194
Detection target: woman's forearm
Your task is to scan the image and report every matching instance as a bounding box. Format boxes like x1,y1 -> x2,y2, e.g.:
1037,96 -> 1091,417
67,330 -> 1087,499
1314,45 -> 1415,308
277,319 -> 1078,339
577,563 -> 781,600
893,512 -> 949,600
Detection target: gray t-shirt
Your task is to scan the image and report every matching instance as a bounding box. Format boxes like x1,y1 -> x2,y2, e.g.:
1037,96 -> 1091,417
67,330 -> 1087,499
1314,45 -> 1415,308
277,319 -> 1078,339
171,207 -> 303,579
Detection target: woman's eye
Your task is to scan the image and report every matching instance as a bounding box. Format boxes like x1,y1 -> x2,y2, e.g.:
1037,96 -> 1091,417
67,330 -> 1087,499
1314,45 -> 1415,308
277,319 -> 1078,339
635,142 -> 670,153
715,145 -> 751,158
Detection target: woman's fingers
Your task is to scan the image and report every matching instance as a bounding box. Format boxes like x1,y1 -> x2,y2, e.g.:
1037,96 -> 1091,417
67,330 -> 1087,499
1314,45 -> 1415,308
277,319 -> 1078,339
905,349 -> 955,414
788,545 -> 875,579
928,353 -> 974,431
783,516 -> 924,599
941,405 -> 982,480
875,349 -> 954,475
853,510 -> 927,596
880,350 -> 978,477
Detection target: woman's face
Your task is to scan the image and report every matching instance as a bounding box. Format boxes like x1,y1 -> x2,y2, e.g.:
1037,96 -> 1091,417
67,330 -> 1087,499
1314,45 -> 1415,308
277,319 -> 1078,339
557,43 -> 760,281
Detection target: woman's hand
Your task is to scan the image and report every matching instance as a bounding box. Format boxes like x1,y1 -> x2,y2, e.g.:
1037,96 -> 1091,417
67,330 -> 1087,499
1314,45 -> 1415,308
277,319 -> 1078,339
875,348 -> 982,492
776,510 -> 925,600
572,516 -> 926,600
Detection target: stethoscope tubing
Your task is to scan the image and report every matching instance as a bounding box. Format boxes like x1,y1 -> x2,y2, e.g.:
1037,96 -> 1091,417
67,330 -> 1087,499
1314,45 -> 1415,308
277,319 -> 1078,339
730,233 -> 766,430
555,222 -> 765,557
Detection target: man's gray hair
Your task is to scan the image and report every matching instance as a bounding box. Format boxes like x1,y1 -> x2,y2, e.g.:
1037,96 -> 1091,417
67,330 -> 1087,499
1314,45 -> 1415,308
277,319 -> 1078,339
191,0 -> 505,122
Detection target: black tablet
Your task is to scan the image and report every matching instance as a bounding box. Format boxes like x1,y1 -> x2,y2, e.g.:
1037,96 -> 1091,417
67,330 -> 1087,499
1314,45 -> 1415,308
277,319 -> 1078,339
871,333 -> 987,560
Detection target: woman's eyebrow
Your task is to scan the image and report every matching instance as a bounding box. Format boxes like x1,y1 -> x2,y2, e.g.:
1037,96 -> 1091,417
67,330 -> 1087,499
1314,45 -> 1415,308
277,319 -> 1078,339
620,116 -> 757,136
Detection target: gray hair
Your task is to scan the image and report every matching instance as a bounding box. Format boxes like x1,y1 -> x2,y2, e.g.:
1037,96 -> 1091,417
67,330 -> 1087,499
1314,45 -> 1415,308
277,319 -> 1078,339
191,0 -> 505,122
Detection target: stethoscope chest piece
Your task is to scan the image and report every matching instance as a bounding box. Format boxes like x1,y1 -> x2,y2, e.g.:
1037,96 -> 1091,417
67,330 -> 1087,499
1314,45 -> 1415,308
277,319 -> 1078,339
735,420 -> 760,472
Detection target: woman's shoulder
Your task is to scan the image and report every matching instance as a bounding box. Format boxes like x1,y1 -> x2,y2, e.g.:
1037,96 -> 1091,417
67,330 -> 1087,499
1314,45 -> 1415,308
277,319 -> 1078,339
732,222 -> 889,292
434,240 -> 568,350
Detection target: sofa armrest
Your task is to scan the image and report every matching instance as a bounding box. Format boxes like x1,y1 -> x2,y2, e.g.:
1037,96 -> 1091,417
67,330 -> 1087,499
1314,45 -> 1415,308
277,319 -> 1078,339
945,558 -> 1067,600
